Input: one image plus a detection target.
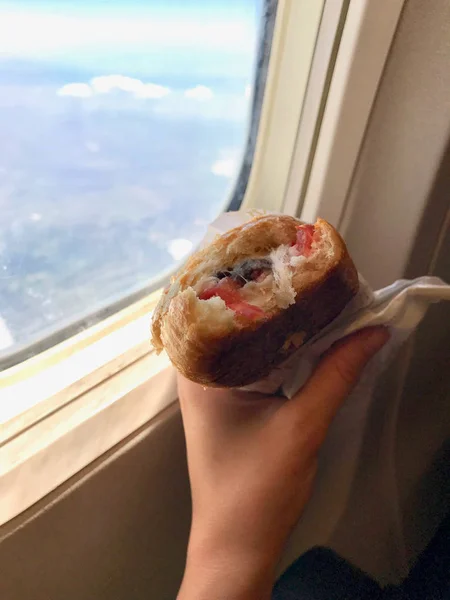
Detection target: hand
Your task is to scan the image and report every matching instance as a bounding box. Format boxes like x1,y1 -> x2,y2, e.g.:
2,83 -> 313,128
177,327 -> 389,600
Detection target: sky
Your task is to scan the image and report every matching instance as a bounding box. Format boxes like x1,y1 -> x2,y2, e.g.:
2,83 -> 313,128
0,1 -> 260,77
0,0 -> 262,354
0,0 -> 259,122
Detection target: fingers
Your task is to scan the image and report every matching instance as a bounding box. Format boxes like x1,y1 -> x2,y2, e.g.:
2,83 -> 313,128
285,327 -> 390,431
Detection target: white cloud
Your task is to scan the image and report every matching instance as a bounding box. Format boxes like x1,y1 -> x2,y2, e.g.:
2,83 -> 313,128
184,85 -> 214,102
211,158 -> 238,178
57,82 -> 93,98
30,212 -> 42,222
57,75 -> 171,101
168,239 -> 193,261
91,74 -> 143,94
135,83 -> 171,99
245,84 -> 252,99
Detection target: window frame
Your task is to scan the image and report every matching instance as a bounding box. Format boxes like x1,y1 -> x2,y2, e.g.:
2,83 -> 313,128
294,0 -> 407,227
0,0 -> 406,525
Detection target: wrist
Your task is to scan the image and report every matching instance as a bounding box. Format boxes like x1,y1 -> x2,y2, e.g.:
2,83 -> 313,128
178,541 -> 275,600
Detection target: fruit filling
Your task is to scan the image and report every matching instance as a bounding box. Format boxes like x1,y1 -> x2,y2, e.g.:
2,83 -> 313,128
198,223 -> 320,319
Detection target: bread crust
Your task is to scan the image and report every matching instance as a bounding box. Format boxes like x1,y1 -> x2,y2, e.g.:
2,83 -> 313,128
151,215 -> 359,387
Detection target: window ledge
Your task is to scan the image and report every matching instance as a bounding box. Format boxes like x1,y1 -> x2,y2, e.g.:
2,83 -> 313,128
0,346 -> 176,526
1,291 -> 161,442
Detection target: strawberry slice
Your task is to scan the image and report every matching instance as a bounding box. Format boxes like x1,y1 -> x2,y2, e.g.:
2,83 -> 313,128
199,278 -> 242,304
199,278 -> 265,320
294,224 -> 315,256
228,301 -> 266,320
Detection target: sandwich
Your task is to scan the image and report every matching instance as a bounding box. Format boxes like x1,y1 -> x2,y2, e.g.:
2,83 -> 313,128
151,214 -> 359,387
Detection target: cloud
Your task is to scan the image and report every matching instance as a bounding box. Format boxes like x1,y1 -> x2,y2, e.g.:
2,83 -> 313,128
211,157 -> 238,178
57,82 -> 93,98
245,84 -> 252,99
135,83 -> 171,99
91,74 -> 143,94
167,238 -> 193,261
57,75 -> 171,100
184,85 -> 214,102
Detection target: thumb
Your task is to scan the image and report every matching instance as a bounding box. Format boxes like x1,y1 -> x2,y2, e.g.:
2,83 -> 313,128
285,326 -> 390,431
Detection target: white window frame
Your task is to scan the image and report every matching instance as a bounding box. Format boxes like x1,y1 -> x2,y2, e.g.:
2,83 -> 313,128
292,0 -> 406,227
0,0 -> 405,525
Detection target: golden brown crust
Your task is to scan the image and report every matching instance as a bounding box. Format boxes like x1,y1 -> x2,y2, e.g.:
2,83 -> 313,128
151,215 -> 359,387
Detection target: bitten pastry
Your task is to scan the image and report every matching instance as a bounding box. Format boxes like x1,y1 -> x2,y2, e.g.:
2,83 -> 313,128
151,215 -> 359,387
